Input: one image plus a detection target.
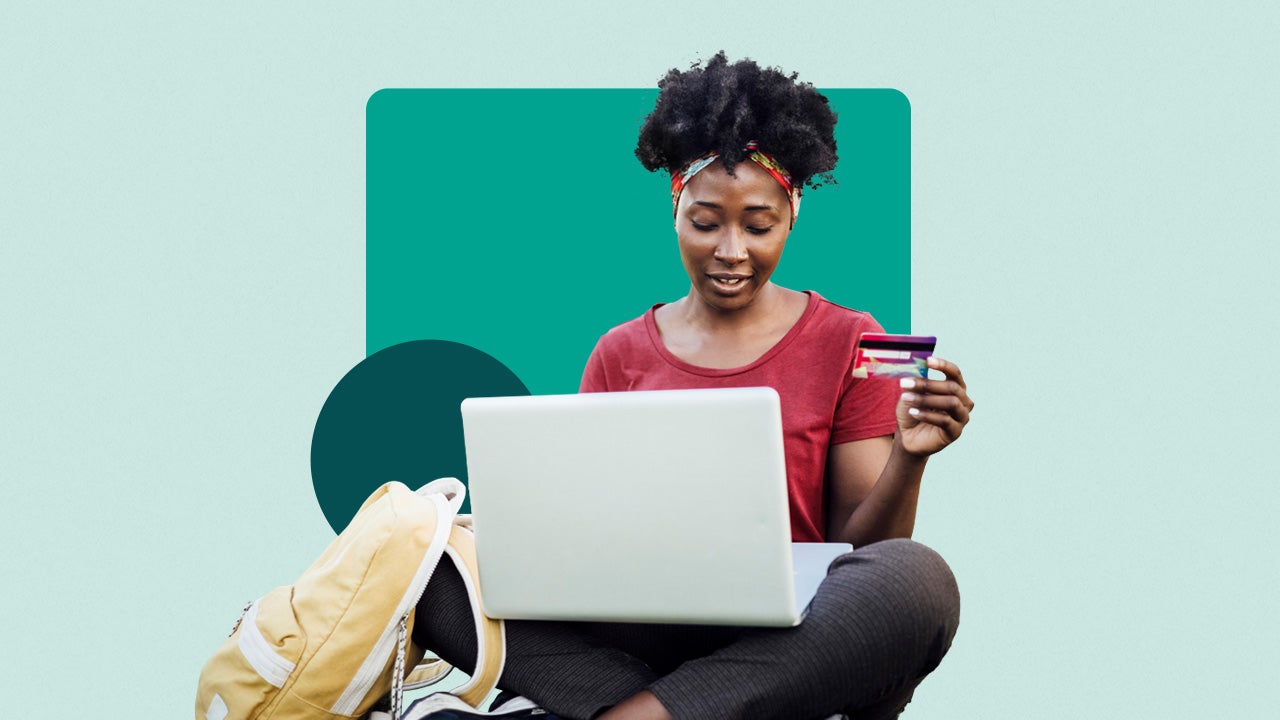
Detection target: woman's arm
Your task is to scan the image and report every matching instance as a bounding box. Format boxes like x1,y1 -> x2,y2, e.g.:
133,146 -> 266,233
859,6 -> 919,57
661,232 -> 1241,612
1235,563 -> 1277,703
826,435 -> 923,546
826,357 -> 973,547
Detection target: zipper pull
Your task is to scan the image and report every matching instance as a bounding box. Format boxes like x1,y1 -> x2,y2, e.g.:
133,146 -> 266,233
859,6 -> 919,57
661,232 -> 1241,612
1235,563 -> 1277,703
228,600 -> 254,637
391,613 -> 409,718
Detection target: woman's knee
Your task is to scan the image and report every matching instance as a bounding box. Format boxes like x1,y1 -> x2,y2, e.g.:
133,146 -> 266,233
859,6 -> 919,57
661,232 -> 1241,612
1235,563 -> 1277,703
832,539 -> 957,604
824,539 -> 960,670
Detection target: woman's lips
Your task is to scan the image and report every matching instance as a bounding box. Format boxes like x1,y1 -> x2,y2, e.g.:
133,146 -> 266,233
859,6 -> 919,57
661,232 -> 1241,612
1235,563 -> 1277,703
707,274 -> 752,293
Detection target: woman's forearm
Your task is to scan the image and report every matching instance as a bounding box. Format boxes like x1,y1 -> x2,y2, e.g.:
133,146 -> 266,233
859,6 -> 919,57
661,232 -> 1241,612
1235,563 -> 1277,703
837,436 -> 927,547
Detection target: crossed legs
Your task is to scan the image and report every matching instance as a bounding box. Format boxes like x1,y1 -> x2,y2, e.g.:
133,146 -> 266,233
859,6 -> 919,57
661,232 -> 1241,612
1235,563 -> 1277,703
414,539 -> 959,720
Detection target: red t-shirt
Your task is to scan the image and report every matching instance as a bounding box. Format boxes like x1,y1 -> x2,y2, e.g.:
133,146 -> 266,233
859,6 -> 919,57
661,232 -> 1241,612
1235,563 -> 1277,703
578,291 -> 899,542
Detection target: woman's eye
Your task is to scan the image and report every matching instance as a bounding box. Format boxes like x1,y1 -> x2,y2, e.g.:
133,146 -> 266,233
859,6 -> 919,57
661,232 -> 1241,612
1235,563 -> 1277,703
746,226 -> 774,236
691,220 -> 718,232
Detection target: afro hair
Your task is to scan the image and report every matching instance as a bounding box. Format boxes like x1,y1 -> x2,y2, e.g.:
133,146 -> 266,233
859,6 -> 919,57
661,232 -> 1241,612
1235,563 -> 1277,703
635,52 -> 838,189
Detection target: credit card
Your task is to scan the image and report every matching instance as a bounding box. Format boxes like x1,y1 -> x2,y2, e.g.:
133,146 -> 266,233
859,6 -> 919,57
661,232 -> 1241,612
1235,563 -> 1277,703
851,333 -> 937,379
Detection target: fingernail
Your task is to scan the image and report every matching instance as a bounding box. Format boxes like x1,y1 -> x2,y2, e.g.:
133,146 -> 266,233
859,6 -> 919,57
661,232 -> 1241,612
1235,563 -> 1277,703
899,378 -> 916,389
908,407 -> 921,417
901,392 -> 918,403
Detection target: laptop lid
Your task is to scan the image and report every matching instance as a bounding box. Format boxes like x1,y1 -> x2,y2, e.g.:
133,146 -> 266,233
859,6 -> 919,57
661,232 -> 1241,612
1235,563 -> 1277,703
461,386 -> 832,627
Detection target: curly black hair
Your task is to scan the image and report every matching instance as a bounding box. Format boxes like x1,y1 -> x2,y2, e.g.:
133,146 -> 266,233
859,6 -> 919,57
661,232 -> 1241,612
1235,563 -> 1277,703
635,52 -> 838,189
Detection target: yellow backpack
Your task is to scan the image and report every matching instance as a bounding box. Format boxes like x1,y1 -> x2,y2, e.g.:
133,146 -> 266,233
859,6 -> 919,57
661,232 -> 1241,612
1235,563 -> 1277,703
195,478 -> 504,720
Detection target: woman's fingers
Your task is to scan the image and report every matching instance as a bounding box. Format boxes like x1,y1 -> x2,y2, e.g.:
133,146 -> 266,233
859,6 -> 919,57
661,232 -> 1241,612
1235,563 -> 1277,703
894,357 -> 974,456
901,377 -> 967,402
905,406 -> 965,435
925,356 -> 965,385
903,358 -> 975,411
897,356 -> 974,443
900,391 -> 969,422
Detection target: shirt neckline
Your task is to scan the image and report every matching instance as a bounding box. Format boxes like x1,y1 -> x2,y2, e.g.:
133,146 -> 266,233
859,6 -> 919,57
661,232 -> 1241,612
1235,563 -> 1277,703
643,290 -> 822,377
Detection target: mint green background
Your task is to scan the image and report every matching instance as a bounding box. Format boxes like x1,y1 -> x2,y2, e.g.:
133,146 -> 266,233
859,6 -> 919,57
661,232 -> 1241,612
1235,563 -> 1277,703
367,89 -> 909,393
3,2 -> 1278,717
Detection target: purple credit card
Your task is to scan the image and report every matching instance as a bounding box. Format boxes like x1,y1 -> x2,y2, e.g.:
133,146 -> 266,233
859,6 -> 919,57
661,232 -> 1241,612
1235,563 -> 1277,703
851,333 -> 936,379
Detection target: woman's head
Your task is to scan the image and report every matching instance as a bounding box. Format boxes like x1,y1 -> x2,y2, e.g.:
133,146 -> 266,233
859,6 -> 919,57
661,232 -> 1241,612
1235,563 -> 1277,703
635,52 -> 839,194
638,53 -> 837,315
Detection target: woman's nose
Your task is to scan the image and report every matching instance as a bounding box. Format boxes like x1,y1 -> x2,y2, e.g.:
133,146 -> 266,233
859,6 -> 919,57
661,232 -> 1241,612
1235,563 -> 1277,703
713,228 -> 749,264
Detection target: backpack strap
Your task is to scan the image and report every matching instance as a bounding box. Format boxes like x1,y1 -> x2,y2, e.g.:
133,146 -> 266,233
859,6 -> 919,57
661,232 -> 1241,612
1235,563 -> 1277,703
441,522 -> 506,708
403,656 -> 453,690
402,479 -> 505,710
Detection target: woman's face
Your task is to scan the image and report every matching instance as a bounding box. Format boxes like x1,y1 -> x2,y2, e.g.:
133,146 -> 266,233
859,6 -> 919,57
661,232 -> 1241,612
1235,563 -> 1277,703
675,159 -> 793,314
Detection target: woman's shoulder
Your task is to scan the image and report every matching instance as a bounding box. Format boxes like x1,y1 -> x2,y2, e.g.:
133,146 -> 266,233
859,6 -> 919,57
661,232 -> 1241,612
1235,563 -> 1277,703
805,292 -> 887,335
591,304 -> 661,352
581,305 -> 667,390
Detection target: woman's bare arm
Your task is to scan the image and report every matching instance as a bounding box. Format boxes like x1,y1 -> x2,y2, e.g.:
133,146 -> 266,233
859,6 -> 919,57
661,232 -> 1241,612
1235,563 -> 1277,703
826,357 -> 974,546
826,435 -> 925,546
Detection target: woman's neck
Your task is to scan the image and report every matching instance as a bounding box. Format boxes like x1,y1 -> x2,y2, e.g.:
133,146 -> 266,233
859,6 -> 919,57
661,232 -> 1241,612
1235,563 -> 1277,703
654,285 -> 810,370
677,282 -> 789,334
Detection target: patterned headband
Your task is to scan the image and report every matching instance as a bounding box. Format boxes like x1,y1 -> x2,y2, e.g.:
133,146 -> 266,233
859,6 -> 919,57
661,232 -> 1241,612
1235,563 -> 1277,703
670,142 -> 801,227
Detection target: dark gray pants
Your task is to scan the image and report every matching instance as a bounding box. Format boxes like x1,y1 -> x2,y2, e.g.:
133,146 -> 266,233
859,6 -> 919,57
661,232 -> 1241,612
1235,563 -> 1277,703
414,539 -> 959,720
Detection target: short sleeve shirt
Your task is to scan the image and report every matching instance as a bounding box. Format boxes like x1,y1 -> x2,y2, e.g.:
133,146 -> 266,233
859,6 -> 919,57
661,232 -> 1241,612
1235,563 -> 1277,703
579,291 -> 899,541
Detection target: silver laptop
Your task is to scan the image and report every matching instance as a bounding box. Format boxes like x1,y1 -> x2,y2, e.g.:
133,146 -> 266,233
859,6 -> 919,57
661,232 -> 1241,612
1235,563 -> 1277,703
459,387 -> 851,627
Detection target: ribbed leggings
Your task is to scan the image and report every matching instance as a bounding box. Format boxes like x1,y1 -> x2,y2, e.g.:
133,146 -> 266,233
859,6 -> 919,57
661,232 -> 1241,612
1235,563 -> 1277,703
413,539 -> 959,720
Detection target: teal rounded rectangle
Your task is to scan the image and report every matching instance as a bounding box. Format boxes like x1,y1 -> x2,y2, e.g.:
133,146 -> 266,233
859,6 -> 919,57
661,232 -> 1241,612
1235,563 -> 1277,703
367,88 -> 910,393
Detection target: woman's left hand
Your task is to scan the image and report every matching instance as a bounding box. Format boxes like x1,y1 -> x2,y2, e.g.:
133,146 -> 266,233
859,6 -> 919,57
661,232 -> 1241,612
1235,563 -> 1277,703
896,356 -> 974,458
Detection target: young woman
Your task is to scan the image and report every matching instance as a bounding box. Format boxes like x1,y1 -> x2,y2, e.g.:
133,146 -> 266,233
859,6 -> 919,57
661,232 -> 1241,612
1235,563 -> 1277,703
417,53 -> 973,720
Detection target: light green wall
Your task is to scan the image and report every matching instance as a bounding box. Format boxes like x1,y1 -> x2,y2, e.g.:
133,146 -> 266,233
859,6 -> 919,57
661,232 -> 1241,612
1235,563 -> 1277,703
2,2 -> 1277,717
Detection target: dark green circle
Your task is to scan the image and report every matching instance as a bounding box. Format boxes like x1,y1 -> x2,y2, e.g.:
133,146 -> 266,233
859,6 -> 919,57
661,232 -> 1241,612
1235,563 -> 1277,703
310,339 -> 529,533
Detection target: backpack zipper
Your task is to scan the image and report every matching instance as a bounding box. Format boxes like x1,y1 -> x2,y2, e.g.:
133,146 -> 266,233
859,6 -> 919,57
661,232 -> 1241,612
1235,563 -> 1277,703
236,600 -> 297,688
330,491 -> 454,715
